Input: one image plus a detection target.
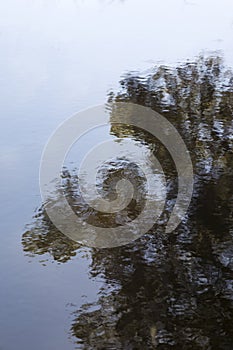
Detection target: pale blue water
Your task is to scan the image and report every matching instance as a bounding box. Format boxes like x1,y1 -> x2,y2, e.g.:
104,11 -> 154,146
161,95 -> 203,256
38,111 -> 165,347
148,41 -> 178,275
0,1 -> 233,349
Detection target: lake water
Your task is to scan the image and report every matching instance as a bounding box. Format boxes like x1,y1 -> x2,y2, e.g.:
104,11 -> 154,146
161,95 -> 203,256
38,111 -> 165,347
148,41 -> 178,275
0,1 -> 233,349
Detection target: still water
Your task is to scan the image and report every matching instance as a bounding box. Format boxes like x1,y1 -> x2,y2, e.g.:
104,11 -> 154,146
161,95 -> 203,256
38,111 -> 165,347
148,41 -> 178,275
0,1 -> 233,349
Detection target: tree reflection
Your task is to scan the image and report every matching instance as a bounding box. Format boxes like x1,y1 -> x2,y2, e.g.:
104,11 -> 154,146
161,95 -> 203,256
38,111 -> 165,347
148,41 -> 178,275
22,203 -> 80,263
22,55 -> 233,348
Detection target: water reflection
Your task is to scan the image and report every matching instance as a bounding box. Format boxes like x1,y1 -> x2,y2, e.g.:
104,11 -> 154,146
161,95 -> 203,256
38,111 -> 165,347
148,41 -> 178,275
22,55 -> 233,348
22,203 -> 80,263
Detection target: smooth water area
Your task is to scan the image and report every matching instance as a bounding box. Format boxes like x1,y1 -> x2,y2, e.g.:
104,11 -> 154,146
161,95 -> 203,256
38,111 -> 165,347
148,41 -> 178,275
0,1 -> 233,349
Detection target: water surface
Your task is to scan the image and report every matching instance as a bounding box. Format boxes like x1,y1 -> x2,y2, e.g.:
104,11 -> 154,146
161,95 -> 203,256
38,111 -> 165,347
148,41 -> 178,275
1,1 -> 233,349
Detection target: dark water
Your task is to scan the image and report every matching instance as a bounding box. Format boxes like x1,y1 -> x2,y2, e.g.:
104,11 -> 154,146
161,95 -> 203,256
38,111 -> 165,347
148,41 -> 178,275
23,55 -> 233,349
1,1 -> 233,349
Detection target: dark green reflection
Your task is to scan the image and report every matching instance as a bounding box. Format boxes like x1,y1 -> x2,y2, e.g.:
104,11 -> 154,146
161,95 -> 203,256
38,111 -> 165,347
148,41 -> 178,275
23,55 -> 233,349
